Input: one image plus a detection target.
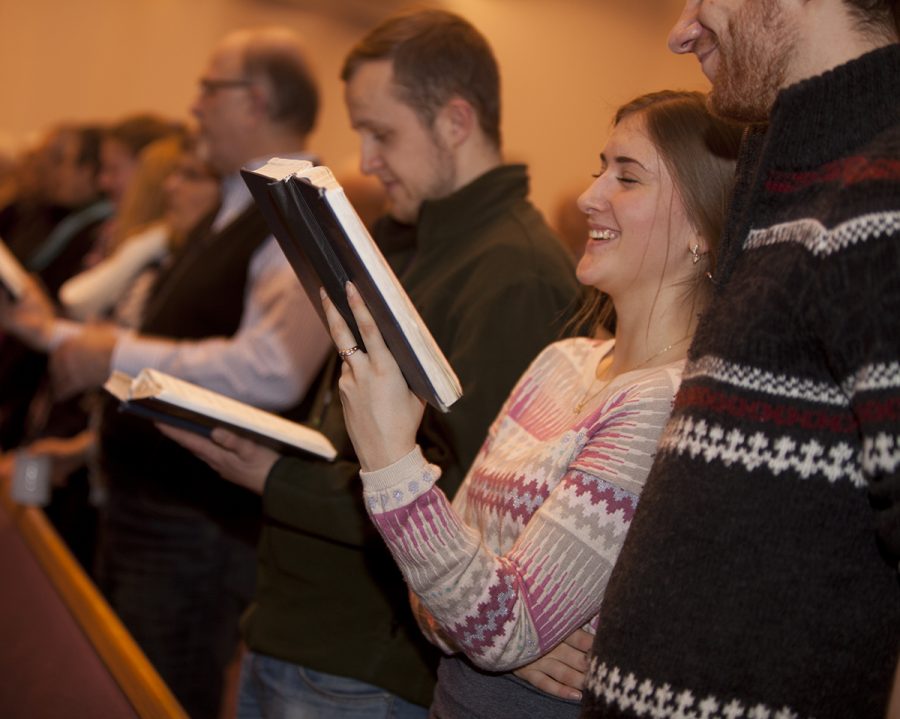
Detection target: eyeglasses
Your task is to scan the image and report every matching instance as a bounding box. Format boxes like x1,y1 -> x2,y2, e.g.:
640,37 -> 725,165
198,77 -> 254,96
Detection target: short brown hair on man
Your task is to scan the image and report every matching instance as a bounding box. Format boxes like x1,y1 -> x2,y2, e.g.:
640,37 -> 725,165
242,28 -> 320,137
341,9 -> 501,148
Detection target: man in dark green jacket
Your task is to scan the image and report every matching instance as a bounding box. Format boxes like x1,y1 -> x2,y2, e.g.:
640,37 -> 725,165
166,9 -> 580,717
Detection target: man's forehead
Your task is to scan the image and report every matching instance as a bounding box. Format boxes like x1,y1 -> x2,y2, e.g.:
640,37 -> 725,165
345,61 -> 410,119
347,60 -> 398,96
205,41 -> 244,77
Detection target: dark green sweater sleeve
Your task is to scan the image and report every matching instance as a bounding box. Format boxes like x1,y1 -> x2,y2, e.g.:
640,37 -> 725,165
262,273 -> 578,549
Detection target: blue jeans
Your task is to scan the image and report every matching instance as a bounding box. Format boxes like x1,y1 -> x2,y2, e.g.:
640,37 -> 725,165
237,651 -> 430,719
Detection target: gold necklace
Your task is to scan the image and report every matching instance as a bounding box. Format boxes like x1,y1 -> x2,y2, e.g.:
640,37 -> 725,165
572,351 -> 613,415
630,334 -> 691,372
572,335 -> 691,415
572,378 -> 609,414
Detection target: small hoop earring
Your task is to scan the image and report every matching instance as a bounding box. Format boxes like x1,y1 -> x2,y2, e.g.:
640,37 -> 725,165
690,244 -> 701,265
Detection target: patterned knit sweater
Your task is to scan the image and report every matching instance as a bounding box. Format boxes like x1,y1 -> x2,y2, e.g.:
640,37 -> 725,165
361,338 -> 683,671
582,44 -> 900,719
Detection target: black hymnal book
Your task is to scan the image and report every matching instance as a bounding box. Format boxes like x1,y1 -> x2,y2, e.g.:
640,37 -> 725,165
241,158 -> 462,412
104,369 -> 337,459
0,235 -> 29,300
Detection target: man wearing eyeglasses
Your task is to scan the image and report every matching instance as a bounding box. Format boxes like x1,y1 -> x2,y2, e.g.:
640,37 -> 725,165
49,27 -> 331,719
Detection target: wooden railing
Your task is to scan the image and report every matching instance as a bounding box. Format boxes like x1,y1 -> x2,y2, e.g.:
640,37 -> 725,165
1,492 -> 187,719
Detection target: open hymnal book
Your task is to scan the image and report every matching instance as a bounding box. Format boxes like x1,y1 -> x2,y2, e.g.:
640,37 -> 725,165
241,158 -> 462,413
0,236 -> 29,300
104,369 -> 337,460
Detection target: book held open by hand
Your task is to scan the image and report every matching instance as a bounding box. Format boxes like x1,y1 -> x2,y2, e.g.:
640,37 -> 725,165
104,368 -> 337,460
241,158 -> 462,412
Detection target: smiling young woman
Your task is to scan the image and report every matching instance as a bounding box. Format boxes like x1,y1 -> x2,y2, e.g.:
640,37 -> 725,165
319,90 -> 743,719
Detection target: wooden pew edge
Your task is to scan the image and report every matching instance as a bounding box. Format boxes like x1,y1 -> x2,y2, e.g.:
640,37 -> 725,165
1,493 -> 188,719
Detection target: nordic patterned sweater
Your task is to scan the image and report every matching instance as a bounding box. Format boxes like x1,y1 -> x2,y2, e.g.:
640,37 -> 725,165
361,340 -> 683,693
582,44 -> 900,719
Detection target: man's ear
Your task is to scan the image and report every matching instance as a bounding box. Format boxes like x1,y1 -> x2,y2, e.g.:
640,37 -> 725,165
434,97 -> 476,149
246,79 -> 271,122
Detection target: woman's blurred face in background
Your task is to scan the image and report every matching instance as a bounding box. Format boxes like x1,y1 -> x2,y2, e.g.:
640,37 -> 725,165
162,152 -> 219,235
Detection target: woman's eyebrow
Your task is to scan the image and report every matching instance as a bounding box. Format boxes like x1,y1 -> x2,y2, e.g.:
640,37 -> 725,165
598,152 -> 649,171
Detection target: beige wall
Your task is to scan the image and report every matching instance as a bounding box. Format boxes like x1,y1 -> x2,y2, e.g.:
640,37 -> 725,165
0,0 -> 707,219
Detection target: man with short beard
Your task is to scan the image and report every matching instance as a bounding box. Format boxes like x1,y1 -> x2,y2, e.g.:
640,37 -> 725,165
581,1 -> 900,718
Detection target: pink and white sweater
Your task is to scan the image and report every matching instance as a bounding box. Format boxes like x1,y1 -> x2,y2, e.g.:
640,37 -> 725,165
360,337 -> 683,671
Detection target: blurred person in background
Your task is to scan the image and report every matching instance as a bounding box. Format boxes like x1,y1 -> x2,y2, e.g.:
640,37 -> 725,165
0,132 -> 220,571
0,123 -> 111,451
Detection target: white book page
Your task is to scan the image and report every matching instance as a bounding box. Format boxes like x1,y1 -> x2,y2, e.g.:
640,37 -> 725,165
113,368 -> 336,459
324,187 -> 462,408
252,158 -> 315,181
103,371 -> 133,401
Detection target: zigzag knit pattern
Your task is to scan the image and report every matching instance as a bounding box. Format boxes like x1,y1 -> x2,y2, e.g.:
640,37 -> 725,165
744,212 -> 900,257
361,337 -> 683,671
585,659 -> 805,719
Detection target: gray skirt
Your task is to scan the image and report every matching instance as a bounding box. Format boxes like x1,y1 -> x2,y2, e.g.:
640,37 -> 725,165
430,655 -> 581,719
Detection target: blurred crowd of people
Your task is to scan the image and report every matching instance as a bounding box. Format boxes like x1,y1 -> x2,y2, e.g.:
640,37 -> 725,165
0,115 -> 221,558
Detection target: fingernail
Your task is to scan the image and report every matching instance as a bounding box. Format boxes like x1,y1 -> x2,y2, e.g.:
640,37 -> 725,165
346,281 -> 356,297
319,287 -> 327,301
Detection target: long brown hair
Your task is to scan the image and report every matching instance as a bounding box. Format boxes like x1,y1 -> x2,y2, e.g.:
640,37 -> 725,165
572,90 -> 744,338
111,134 -> 186,249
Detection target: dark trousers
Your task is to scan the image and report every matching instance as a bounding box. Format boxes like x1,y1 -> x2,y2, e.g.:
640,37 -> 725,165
97,490 -> 257,719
